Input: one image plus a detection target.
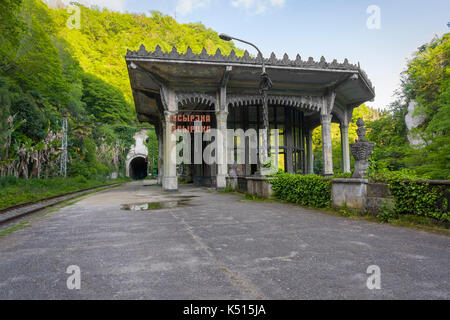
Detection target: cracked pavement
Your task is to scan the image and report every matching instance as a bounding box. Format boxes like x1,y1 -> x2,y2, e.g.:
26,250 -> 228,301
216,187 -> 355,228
0,181 -> 449,299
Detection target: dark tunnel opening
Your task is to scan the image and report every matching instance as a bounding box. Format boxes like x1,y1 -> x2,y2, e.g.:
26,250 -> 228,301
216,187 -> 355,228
129,157 -> 148,180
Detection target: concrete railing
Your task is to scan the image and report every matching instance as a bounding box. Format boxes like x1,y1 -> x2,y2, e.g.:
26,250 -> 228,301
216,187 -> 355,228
331,178 -> 450,214
226,176 -> 275,199
226,174 -> 449,215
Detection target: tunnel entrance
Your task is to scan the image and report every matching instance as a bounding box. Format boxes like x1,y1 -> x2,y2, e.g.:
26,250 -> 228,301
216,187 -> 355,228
129,156 -> 148,180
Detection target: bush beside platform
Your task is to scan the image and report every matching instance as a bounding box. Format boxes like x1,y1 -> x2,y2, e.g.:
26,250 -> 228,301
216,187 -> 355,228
271,173 -> 331,208
226,172 -> 449,228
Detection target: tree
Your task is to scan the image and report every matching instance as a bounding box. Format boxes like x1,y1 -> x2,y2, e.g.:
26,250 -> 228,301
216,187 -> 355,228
81,73 -> 133,124
0,0 -> 26,71
366,34 -> 449,179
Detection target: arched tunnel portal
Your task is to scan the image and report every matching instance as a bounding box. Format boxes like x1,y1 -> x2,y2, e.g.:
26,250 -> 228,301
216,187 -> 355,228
129,156 -> 148,180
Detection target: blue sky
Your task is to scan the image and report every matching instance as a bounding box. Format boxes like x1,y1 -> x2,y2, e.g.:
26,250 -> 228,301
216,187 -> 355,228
61,0 -> 449,109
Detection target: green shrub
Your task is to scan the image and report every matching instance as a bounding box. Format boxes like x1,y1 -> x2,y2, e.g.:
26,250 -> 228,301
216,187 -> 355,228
369,169 -> 449,222
73,175 -> 88,184
376,201 -> 397,223
389,180 -> 448,222
270,173 -> 331,208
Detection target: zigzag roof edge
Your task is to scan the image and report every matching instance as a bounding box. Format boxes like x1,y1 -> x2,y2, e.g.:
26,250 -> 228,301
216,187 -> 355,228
126,45 -> 374,92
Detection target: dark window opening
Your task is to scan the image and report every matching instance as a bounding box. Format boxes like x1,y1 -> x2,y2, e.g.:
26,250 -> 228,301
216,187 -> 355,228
227,104 -> 305,174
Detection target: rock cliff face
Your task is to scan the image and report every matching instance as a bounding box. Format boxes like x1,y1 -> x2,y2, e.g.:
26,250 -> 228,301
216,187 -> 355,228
405,100 -> 425,146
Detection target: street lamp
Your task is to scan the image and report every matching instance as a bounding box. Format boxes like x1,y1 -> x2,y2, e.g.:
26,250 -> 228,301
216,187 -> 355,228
219,34 -> 273,172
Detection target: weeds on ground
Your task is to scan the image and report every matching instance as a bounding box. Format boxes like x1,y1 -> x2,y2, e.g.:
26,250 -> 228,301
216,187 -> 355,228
376,201 -> 397,223
0,176 -> 128,210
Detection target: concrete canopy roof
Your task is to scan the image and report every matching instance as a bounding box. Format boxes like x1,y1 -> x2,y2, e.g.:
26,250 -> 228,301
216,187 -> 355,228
125,45 -> 375,124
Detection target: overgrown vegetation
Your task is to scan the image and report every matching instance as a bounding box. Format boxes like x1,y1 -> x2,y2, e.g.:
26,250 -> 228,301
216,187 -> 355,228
270,173 -> 331,208
145,128 -> 159,176
364,34 -> 450,223
0,175 -> 127,210
0,0 -> 240,183
369,169 -> 449,222
376,201 -> 396,223
366,34 -> 449,180
269,169 -> 448,227
312,34 -> 448,180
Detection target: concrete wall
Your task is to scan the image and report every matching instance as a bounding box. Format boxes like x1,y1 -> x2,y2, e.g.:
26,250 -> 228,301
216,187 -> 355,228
331,178 -> 368,211
366,182 -> 393,213
331,178 -> 393,213
226,176 -> 274,199
246,177 -> 275,199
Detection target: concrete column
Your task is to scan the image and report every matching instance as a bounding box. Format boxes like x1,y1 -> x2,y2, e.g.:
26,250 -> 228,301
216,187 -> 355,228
283,108 -> 293,173
157,124 -> 164,186
215,111 -> 228,190
162,111 -> 178,191
340,124 -> 351,173
321,114 -> 333,176
305,128 -> 314,174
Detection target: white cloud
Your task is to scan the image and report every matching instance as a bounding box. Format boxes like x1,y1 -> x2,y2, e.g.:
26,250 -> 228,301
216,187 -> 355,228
231,0 -> 285,14
176,0 -> 212,17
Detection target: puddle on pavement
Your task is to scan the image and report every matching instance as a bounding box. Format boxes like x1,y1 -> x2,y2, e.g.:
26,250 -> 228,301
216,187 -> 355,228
120,197 -> 195,211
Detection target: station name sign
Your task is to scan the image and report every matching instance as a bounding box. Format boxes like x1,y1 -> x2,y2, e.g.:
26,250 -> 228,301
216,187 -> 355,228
170,113 -> 212,133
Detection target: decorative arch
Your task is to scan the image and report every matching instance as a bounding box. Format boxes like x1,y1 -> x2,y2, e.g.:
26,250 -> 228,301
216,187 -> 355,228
331,105 -> 346,125
176,92 -> 217,108
227,94 -> 322,111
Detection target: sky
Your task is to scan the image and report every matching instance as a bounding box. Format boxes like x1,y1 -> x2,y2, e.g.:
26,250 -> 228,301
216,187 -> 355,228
62,0 -> 449,110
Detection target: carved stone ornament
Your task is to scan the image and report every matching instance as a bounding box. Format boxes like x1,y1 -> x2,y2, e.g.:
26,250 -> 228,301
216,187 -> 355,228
350,118 -> 374,178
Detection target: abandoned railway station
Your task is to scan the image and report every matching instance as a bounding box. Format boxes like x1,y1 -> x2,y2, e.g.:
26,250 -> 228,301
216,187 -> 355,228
125,45 -> 375,191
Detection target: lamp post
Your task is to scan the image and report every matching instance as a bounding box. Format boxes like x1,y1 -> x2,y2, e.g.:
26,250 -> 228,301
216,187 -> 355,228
219,34 -> 273,172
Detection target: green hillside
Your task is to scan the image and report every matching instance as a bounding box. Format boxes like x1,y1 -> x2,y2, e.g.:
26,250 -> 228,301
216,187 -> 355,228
51,4 -> 243,103
0,0 -> 241,180
1,0 -> 445,183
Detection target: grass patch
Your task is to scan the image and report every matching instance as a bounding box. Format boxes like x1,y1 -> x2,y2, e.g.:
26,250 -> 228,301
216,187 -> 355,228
313,205 -> 449,235
388,214 -> 449,234
0,176 -> 130,210
243,193 -> 275,202
217,188 -> 275,202
0,183 -> 122,238
217,185 -> 234,194
0,221 -> 31,237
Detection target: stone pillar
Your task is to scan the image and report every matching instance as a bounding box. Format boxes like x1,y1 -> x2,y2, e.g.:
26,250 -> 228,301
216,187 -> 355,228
162,110 -> 178,191
321,114 -> 333,176
156,123 -> 164,186
340,123 -> 351,173
305,128 -> 314,174
285,108 -> 294,173
216,111 -> 228,190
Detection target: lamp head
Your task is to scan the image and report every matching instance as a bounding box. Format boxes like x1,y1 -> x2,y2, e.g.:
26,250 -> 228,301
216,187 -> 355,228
219,33 -> 233,41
